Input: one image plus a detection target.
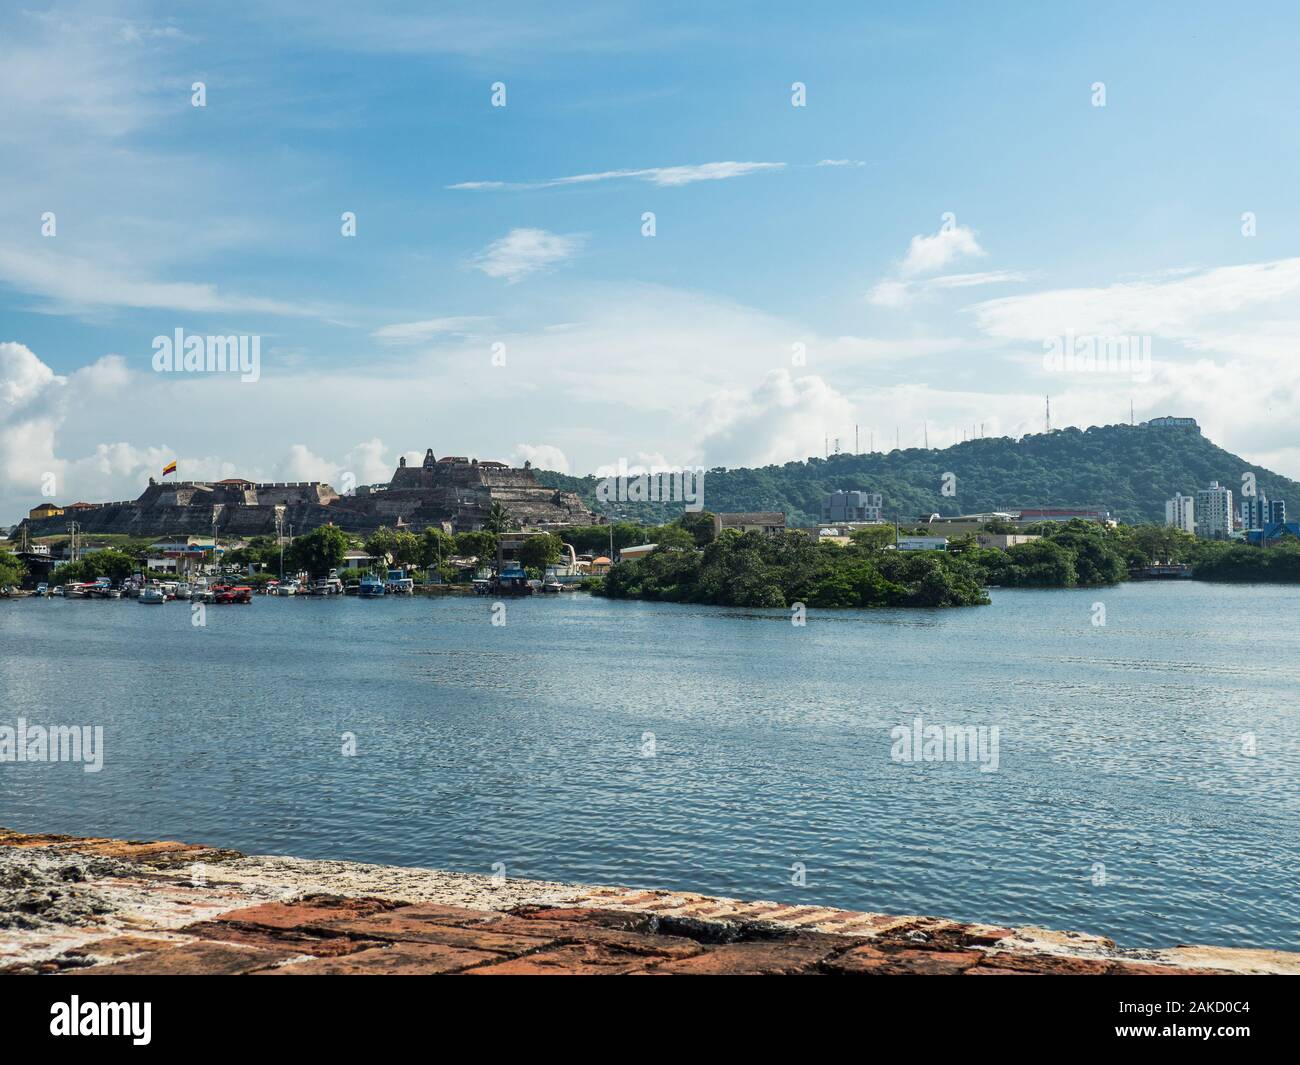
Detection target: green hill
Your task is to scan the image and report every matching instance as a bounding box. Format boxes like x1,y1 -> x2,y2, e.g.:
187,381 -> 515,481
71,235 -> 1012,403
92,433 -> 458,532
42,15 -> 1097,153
535,422 -> 1300,526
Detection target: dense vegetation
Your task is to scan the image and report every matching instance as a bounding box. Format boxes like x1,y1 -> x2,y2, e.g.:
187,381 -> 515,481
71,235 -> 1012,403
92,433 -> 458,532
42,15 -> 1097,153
535,422 -> 1300,526
591,515 -> 1300,609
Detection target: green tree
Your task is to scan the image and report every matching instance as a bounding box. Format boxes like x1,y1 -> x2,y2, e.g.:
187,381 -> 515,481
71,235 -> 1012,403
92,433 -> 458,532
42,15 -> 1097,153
418,528 -> 455,569
0,551 -> 25,588
518,533 -> 562,573
484,502 -> 516,534
289,525 -> 349,577
678,510 -> 717,546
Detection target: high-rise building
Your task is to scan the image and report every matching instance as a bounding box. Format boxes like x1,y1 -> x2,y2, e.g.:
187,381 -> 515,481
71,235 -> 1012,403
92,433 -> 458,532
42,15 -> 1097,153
1242,491 -> 1270,531
1196,481 -> 1233,539
1165,494 -> 1195,534
1270,499 -> 1287,524
821,490 -> 883,523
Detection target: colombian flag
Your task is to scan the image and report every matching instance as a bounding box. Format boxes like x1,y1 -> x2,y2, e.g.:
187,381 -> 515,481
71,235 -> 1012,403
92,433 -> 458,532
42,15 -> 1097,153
162,460 -> 178,477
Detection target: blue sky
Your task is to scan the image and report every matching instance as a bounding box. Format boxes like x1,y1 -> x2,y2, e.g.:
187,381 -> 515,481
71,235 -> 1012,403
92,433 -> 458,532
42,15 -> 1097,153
3,0 -> 1300,521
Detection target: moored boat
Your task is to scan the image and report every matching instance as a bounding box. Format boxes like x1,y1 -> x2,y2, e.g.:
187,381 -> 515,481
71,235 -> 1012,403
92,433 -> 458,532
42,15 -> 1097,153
358,575 -> 386,598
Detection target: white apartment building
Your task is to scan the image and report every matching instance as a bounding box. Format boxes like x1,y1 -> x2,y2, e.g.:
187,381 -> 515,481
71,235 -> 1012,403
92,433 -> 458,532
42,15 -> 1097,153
1164,493 -> 1195,534
1195,482 -> 1233,539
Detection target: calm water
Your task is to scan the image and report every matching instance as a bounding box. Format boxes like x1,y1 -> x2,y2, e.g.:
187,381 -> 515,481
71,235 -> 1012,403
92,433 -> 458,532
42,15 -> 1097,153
2,583 -> 1297,951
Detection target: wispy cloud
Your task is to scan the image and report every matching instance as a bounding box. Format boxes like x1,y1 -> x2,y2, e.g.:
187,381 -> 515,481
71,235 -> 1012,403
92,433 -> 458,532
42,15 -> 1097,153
867,222 -> 995,307
371,317 -> 490,343
449,161 -> 786,191
0,245 -> 329,318
470,228 -> 583,283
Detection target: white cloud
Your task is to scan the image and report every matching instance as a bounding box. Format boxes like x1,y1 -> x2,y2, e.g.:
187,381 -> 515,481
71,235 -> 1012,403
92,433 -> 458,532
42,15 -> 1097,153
512,444 -> 570,473
899,222 -> 985,277
449,161 -> 785,191
371,317 -> 489,343
471,228 -> 583,283
0,245 -> 328,318
696,370 -> 854,468
971,258 -> 1300,354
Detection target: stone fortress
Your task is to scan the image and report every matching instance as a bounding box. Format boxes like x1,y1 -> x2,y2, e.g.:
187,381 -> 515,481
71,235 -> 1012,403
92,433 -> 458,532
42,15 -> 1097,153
18,449 -> 595,539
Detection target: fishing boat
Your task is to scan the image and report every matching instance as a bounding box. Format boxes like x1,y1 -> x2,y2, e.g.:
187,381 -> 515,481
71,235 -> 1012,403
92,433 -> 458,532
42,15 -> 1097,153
139,584 -> 166,604
175,581 -> 192,600
358,575 -> 386,598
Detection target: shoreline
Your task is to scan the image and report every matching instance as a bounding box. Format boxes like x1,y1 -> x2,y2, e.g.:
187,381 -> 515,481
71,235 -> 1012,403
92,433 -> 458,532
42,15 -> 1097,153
2,828 -> 1294,975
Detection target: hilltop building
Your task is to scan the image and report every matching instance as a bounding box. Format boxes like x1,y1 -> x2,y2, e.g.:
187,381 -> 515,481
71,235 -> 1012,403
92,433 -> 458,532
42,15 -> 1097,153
16,448 -> 594,540
1165,494 -> 1195,534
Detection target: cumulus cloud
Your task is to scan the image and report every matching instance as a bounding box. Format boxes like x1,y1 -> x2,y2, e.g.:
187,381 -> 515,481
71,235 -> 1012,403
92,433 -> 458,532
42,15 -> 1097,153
512,443 -> 570,473
867,222 -> 996,307
695,369 -> 854,468
471,228 -> 583,283
900,222 -> 985,277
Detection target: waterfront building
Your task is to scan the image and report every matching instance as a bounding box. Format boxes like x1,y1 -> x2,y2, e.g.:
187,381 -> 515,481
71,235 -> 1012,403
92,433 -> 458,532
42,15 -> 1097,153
1165,493 -> 1195,534
713,512 -> 787,536
821,490 -> 883,523
1195,481 -> 1233,539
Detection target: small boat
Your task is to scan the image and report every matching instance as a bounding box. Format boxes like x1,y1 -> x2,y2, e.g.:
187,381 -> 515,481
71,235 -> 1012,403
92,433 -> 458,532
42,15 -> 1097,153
281,579 -> 300,597
139,584 -> 166,604
543,581 -> 564,594
213,584 -> 253,604
358,575 -> 386,598
384,569 -> 414,595
175,582 -> 192,600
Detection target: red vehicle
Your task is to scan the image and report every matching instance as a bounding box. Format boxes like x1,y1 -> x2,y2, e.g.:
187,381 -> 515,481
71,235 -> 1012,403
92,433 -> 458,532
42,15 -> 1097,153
212,584 -> 253,604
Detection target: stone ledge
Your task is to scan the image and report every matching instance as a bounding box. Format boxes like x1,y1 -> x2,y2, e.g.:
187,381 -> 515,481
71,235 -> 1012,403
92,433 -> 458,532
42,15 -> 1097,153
2,829 -> 1293,975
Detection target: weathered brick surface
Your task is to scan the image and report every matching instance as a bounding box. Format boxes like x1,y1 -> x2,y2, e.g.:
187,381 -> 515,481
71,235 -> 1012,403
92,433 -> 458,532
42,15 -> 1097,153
261,942 -> 500,975
76,941 -> 296,975
4,828 -> 1294,976
826,943 -> 983,975
644,937 -> 840,975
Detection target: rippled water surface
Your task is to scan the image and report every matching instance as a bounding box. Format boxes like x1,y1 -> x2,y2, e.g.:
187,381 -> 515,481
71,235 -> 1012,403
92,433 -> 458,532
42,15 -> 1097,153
2,583 -> 1297,950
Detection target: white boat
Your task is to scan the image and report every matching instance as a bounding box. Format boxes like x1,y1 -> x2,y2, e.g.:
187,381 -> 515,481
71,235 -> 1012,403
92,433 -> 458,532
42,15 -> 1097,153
175,582 -> 192,600
384,569 -> 415,595
139,584 -> 166,604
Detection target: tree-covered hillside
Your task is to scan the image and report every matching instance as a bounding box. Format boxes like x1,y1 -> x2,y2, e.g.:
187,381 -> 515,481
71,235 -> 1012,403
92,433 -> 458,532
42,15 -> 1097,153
535,422 -> 1300,526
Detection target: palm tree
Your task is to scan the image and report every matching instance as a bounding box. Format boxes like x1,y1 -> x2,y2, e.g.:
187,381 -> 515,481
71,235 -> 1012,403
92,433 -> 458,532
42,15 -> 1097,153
485,502 -> 516,534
